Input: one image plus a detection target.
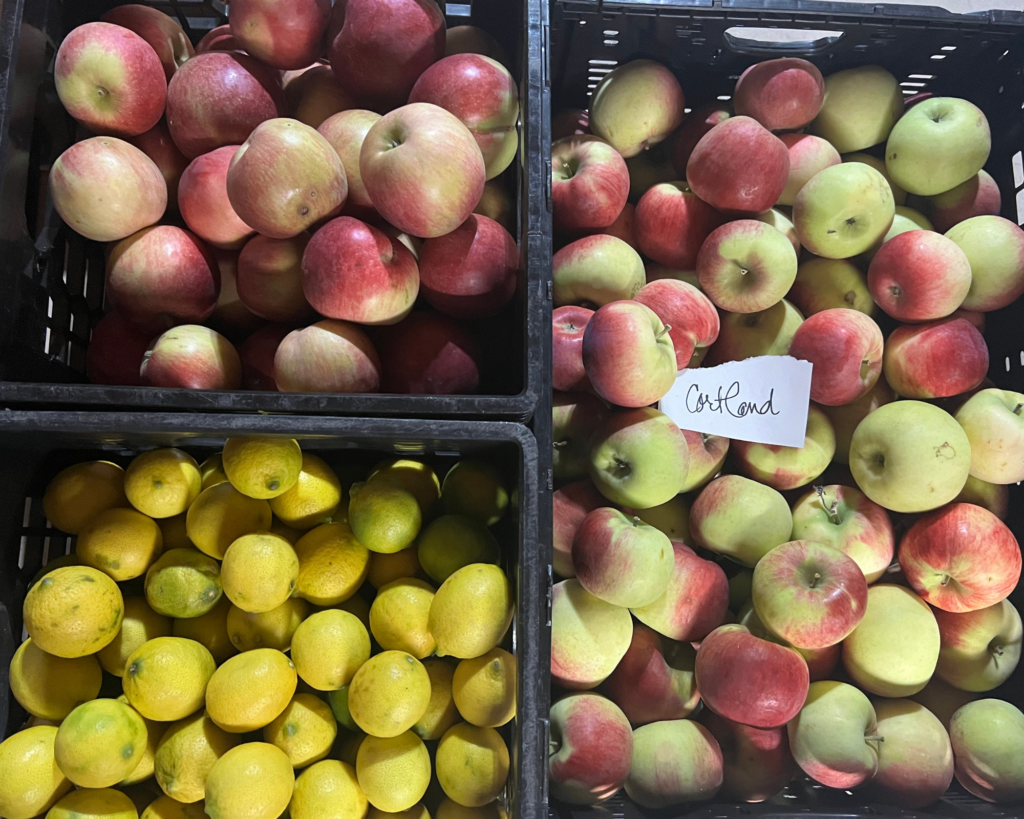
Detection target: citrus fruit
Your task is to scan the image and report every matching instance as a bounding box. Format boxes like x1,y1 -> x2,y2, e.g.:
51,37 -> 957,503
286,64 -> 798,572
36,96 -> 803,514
369,578 -> 436,659
356,731 -> 431,812
417,515 -> 500,584
172,596 -> 236,663
98,597 -> 172,677
29,553 -> 80,589
338,593 -> 371,629
226,597 -> 308,652
24,566 -> 124,658
124,449 -> 202,519
452,648 -> 516,728
436,799 -> 507,819
205,648 -> 297,732
46,788 -> 138,819
268,453 -> 342,529
290,610 -> 370,691
348,482 -> 422,554
55,698 -> 148,788
120,781 -> 164,814
290,760 -> 367,819
154,713 -> 237,803
200,454 -> 229,490
222,437 -> 303,499
413,659 -> 459,741
10,638 -> 103,720
368,547 -> 422,589
327,686 -> 359,733
43,461 -> 129,535
263,693 -> 338,767
369,806 -> 430,819
185,483 -> 272,559
368,459 -> 440,516
436,723 -> 509,807
158,514 -> 192,550
144,548 -> 222,618
0,726 -> 72,819
269,518 -> 304,544
140,795 -> 208,819
221,532 -> 298,613
116,695 -> 166,786
429,564 -> 513,660
76,507 -> 163,582
293,521 -> 370,605
204,743 -> 294,819
348,651 -> 430,738
123,636 -> 216,721
441,461 -> 508,526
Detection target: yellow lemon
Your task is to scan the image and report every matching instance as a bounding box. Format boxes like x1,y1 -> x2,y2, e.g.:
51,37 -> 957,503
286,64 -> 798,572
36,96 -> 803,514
140,795 -> 207,819
327,686 -> 359,733
356,732 -> 430,813
368,459 -> 440,517
226,597 -> 308,652
46,788 -> 138,819
200,454 -> 228,490
55,698 -> 147,788
10,638 -> 102,720
116,695 -> 166,787
369,806 -> 430,819
291,760 -> 367,819
24,566 -> 124,658
222,437 -> 303,500
368,548 -> 422,589
0,726 -> 72,819
221,533 -> 298,613
172,596 -> 236,664
98,597 -> 172,677
124,450 -> 202,519
293,522 -> 370,606
263,693 -> 337,767
206,648 -> 297,732
338,593 -> 371,630
435,799 -> 506,819
122,637 -> 216,722
29,553 -> 80,589
185,483 -> 272,560
348,482 -> 422,554
417,516 -> 500,585
269,518 -> 304,544
204,743 -> 294,819
435,724 -> 508,808
441,462 -> 508,527
154,713 -> 237,803
413,659 -> 459,741
76,507 -> 163,582
429,564 -> 512,660
290,610 -> 370,691
43,461 -> 129,535
452,649 -> 516,728
348,651 -> 430,738
369,579 -> 436,659
158,514 -> 191,550
144,549 -> 222,619
269,453 -> 342,530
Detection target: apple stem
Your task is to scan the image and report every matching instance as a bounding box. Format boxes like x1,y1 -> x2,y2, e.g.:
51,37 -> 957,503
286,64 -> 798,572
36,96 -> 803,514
1015,403 -> 1023,416
866,735 -> 885,743
656,325 -> 673,340
993,645 -> 1005,658
940,574 -> 952,586
552,440 -> 568,449
814,485 -> 841,525
810,571 -> 822,589
886,562 -> 901,574
633,516 -> 641,527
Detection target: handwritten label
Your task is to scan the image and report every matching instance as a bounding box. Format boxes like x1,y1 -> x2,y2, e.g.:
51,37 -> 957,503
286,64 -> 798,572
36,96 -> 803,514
660,356 -> 813,447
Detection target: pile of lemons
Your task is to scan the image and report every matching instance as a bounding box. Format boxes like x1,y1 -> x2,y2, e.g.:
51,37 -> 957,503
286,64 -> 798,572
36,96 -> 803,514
0,438 -> 517,819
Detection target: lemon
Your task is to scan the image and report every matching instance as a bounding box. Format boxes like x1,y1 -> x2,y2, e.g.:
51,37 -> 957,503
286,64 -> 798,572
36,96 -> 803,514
452,649 -> 516,728
222,437 -> 303,499
172,596 -> 236,664
0,726 -> 72,819
29,553 -> 80,589
413,659 -> 459,741
417,516 -> 500,584
436,724 -> 508,808
158,514 -> 192,550
435,799 -> 506,819
338,593 -> 371,629
185,483 -> 272,560
145,549 -> 222,619
368,459 -> 440,516
348,651 -> 430,738
227,597 -> 308,652
268,454 -> 342,529
125,450 -> 202,519
116,695 -> 166,786
263,693 -> 337,767
368,548 -> 422,589
369,806 -> 430,819
154,713 -> 237,802
24,716 -> 60,729
43,461 -> 129,535
290,610 -> 370,691
429,565 -> 512,660
441,462 -> 508,527
98,597 -> 172,677
205,743 -> 294,819
200,454 -> 229,490
46,788 -> 138,819
369,579 -> 436,659
291,760 -> 367,819
123,637 -> 216,722
356,731 -> 431,812
24,566 -> 124,658
206,648 -> 297,732
270,518 -> 304,544
10,638 -> 103,720
327,686 -> 359,732
140,795 -> 207,819
221,532 -> 298,613
293,522 -> 370,605
348,482 -> 422,554
55,698 -> 147,788
76,507 -> 163,582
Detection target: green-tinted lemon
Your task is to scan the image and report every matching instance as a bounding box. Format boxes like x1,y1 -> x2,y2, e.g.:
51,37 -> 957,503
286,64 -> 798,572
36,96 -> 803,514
435,723 -> 509,808
42,460 -> 129,535
269,517 -> 304,544
436,799 -> 506,819
123,637 -> 216,721
417,516 -> 500,585
429,564 -> 513,659
221,532 -> 298,613
226,598 -> 308,652
348,651 -> 430,738
413,659 -> 459,741
172,596 -> 236,664
98,597 -> 172,677
46,788 -> 138,819
185,483 -> 272,560
54,698 -> 147,788
200,454 -> 229,490
140,795 -> 207,819
339,593 -> 371,630
0,726 -> 72,819
204,743 -> 294,819
154,713 -> 237,803
327,685 -> 359,733
291,610 -> 370,691
356,732 -> 431,813
348,482 -> 422,554
29,553 -> 80,589
24,566 -> 124,658
368,459 -> 440,516
115,695 -> 165,786
76,507 -> 163,582
10,638 -> 102,720
290,760 -> 367,819
263,693 -> 337,767
144,549 -> 222,619
269,453 -> 342,530
441,462 -> 508,526
369,579 -> 436,659
124,449 -> 202,520
205,649 -> 297,732
452,649 -> 516,728
222,437 -> 303,500
367,548 -> 422,589
293,522 -> 370,606
158,513 -> 192,550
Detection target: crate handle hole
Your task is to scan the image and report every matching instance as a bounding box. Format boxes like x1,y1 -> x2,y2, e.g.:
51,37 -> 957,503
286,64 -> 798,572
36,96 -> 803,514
723,26 -> 844,56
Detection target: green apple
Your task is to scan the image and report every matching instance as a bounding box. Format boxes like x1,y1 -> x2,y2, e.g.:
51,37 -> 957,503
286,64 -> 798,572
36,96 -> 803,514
954,474 -> 1009,520
934,599 -> 1022,692
911,676 -> 979,730
552,234 -> 645,307
690,475 -> 793,567
731,403 -> 835,490
552,391 -> 609,481
810,66 -> 903,152
625,720 -> 723,807
590,59 -> 685,159
821,377 -> 894,466
636,494 -> 690,542
551,579 -> 633,690
704,299 -> 804,366
955,388 -> 1024,484
946,215 -> 1024,311
756,207 -> 800,255
950,699 -> 1024,803
843,152 -> 907,205
788,256 -> 874,317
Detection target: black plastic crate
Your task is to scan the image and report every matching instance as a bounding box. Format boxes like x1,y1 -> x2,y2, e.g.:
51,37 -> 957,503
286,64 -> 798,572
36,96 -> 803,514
0,0 -> 550,421
547,1 -> 1024,817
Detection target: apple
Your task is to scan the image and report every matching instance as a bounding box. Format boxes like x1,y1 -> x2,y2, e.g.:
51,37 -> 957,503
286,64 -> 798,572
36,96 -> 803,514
756,208 -> 800,255
634,280 -> 718,370
50,137 -> 167,243
177,146 -> 255,251
864,205 -> 935,263
868,230 -> 972,321
737,601 -> 840,683
788,256 -> 873,318
950,699 -> 1024,803
590,59 -> 685,158
474,180 -> 515,235
141,325 -> 242,389
581,196 -> 637,250
604,624 -> 699,725
690,475 -> 793,567
195,25 -> 240,54
670,104 -> 731,173
729,571 -> 753,612
206,250 -> 263,342
553,391 -> 610,482
696,219 -> 798,313
934,600 -> 1021,692
445,24 -> 507,64
625,144 -> 676,204
955,388 -> 1024,484
166,52 -> 284,159
625,720 -> 723,808
886,97 -> 991,196
553,235 -> 644,308
553,306 -> 593,393
377,311 -> 481,396
912,677 -> 979,730
636,496 -> 689,542
129,122 -> 189,212
552,108 -> 591,141
274,320 -> 381,393
551,136 -> 630,234
678,430 -> 728,493
86,312 -> 153,387
844,151 -> 907,205
551,579 -> 633,690
956,474 -> 1010,520
634,182 -> 725,270
731,404 -> 836,491
809,66 -> 903,153
883,317 -> 989,400
239,323 -> 292,391
644,263 -> 701,287
703,712 -> 796,803
842,584 -> 940,697
284,65 -> 357,129
912,169 -> 1001,233
822,378 -> 894,466
317,109 -> 381,213
777,134 -> 841,206
788,308 -> 883,407
101,5 -> 193,81
687,117 -> 789,216
228,0 -> 331,70
553,480 -> 607,580
705,299 -> 804,366
236,234 -> 314,324
946,215 -> 1024,312
548,693 -> 633,804
734,58 -> 824,132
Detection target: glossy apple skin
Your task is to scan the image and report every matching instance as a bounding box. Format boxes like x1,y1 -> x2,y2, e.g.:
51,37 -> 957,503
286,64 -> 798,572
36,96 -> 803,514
553,480 -> 608,580
868,230 -> 972,321
86,311 -> 153,387
705,300 -> 805,367
317,109 -> 381,211
101,5 -> 193,81
778,133 -> 841,206
955,388 -> 1024,485
235,234 -> 314,325
195,25 -> 240,54
883,318 -> 989,400
376,312 -> 481,395
950,699 -> 1024,803
553,306 -> 593,393
679,430 -> 729,493
733,58 -> 825,131
589,59 -> 686,158
946,215 -> 1024,312
934,600 -> 1022,692
917,170 -> 1001,232
553,234 -> 645,308
634,279 -> 719,370
551,578 -> 633,690
730,403 -> 836,491
671,105 -> 731,173
229,0 -> 331,70
690,475 -> 793,568
549,693 -> 633,805
788,308 -> 884,406
274,320 -> 381,393
129,122 -> 189,212
552,107 -> 591,141
239,323 -> 292,391
703,711 -> 797,803
551,136 -> 630,234
635,182 -> 725,270
141,325 -> 242,389
178,145 -> 255,251
284,65 -> 358,129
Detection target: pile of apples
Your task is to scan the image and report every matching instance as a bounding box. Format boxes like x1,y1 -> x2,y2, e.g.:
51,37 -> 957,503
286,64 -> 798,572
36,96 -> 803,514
50,0 -> 521,395
550,57 -> 1024,809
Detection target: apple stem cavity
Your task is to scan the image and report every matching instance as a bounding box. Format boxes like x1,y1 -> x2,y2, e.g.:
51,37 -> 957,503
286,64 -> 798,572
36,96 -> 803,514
814,485 -> 842,525
1015,403 -> 1023,415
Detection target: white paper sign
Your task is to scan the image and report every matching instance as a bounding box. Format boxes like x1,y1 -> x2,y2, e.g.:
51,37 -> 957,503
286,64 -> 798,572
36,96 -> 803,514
660,356 -> 813,447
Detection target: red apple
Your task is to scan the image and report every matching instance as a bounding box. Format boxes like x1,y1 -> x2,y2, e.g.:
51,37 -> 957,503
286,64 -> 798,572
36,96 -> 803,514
553,305 -> 593,393
445,25 -> 508,65
579,202 -> 637,249
237,234 -> 314,324
883,318 -> 989,399
229,0 -> 331,70
239,323 -> 293,391
551,136 -> 630,234
788,308 -> 884,406
671,104 -> 731,174
274,320 -> 381,393
635,182 -> 725,270
141,325 -> 242,389
317,109 -> 381,212
86,311 -> 153,387
868,230 -> 973,322
679,430 -> 729,492
634,279 -> 719,370
284,65 -> 358,129
549,693 -> 633,805
553,480 -> 609,580
206,249 -> 264,342
376,311 -> 481,395
703,712 -> 797,803
195,25 -> 241,55
178,146 -> 255,251
129,121 -> 189,211
552,108 -> 591,141
916,170 -> 1002,233
101,5 -> 194,81
733,58 -> 825,131
777,133 -> 841,206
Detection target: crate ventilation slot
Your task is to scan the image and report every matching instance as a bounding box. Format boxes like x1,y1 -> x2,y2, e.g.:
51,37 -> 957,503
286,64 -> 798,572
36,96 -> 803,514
723,26 -> 843,55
